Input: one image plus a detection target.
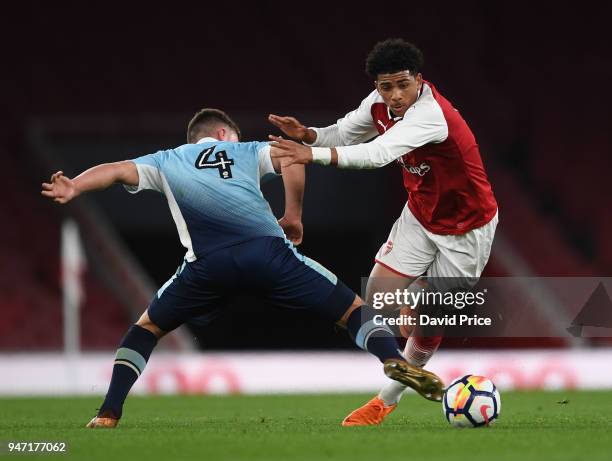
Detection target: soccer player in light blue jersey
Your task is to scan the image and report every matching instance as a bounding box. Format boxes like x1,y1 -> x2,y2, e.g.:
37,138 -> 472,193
41,108 -> 443,428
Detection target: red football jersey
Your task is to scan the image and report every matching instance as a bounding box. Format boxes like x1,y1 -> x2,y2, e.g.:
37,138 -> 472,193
370,82 -> 497,234
311,81 -> 498,235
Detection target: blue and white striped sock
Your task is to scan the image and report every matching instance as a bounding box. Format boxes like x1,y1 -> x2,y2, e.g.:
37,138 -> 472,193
346,305 -> 404,363
99,325 -> 158,418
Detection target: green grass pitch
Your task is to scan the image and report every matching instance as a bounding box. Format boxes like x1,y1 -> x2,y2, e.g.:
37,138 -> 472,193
1,391 -> 612,460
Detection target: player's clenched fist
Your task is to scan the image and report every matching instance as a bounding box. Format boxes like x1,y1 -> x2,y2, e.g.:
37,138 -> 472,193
41,171 -> 78,204
278,216 -> 303,246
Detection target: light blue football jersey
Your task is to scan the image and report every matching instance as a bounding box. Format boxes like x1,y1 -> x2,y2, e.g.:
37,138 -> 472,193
125,137 -> 284,261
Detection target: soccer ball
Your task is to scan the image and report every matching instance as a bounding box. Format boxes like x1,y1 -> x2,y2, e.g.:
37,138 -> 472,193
442,375 -> 500,427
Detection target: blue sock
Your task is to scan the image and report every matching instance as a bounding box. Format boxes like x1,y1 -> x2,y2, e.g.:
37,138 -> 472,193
99,325 -> 158,418
346,305 -> 404,363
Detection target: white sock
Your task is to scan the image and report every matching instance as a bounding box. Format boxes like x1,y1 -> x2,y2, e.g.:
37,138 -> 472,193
379,379 -> 408,406
377,337 -> 437,406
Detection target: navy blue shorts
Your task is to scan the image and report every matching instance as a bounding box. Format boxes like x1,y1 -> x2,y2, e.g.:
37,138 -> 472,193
147,237 -> 356,332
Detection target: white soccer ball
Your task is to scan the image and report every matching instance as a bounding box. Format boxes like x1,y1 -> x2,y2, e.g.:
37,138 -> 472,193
442,375 -> 501,427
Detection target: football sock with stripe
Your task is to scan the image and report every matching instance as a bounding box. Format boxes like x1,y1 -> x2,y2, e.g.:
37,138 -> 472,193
346,305 -> 404,363
98,325 -> 158,418
404,335 -> 442,368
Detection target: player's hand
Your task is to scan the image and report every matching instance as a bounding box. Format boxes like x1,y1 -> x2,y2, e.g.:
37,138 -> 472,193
269,135 -> 313,167
278,216 -> 303,245
41,171 -> 78,204
268,114 -> 310,142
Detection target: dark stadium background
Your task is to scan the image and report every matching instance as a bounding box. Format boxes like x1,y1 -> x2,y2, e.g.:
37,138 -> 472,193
2,2 -> 610,351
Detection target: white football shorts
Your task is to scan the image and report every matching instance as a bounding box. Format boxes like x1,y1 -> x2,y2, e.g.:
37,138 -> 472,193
375,205 -> 498,279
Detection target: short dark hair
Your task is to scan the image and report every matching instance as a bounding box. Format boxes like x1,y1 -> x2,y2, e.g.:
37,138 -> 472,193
365,39 -> 424,79
186,108 -> 241,143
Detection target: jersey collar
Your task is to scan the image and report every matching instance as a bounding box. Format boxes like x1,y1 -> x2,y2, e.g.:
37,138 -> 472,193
386,106 -> 404,122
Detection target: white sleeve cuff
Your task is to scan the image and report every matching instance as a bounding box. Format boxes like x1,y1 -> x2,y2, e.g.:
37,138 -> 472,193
123,163 -> 163,193
258,144 -> 280,179
311,147 -> 332,165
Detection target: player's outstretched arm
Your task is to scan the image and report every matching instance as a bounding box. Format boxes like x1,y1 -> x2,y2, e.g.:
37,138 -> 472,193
269,98 -> 377,148
268,114 -> 317,144
41,161 -> 139,204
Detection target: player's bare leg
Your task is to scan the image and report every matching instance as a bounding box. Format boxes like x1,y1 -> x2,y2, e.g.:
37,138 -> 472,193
342,264 -> 443,426
86,311 -> 166,429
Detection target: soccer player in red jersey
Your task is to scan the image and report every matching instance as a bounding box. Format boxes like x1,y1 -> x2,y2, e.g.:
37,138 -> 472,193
269,39 -> 498,426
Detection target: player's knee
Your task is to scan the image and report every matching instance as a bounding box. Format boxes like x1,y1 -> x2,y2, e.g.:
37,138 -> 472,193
136,311 -> 166,338
365,265 -> 418,307
337,295 -> 364,327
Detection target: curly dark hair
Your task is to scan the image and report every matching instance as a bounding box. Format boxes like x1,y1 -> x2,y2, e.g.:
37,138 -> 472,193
187,108 -> 241,143
365,39 -> 424,79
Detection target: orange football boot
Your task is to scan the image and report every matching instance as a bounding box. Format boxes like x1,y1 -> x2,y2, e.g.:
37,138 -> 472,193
342,396 -> 397,426
85,410 -> 119,429
86,416 -> 119,428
